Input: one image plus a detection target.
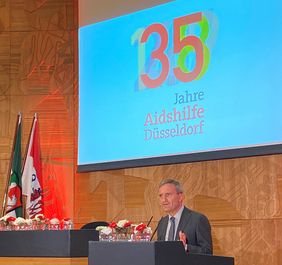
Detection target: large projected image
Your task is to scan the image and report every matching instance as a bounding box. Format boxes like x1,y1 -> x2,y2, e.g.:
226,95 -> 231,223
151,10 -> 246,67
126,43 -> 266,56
78,0 -> 282,171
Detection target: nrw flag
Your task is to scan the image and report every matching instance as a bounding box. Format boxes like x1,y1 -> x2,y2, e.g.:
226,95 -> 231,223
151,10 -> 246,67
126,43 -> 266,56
22,114 -> 44,218
4,114 -> 23,217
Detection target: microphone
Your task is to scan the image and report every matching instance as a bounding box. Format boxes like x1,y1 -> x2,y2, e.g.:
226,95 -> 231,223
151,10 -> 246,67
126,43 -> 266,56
150,217 -> 162,241
147,216 -> 153,227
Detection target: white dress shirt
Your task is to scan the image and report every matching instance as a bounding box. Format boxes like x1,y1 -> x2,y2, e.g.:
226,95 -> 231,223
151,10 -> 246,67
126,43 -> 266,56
165,205 -> 184,241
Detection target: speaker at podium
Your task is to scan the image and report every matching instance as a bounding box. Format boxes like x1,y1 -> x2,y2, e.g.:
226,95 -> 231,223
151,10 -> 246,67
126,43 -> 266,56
88,241 -> 234,265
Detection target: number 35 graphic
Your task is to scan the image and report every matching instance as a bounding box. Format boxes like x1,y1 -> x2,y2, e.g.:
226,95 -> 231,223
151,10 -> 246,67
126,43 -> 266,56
132,12 -> 210,89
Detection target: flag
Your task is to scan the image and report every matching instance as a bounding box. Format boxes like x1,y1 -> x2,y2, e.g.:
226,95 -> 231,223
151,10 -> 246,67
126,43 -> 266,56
22,114 -> 44,218
4,114 -> 23,217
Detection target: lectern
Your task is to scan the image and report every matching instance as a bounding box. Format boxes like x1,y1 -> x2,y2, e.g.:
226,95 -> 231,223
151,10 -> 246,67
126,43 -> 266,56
88,241 -> 234,265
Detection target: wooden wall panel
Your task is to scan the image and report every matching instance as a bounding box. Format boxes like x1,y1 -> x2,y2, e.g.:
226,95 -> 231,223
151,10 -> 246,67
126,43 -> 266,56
74,154 -> 282,265
9,0 -> 75,31
0,1 -> 9,32
0,0 -> 76,219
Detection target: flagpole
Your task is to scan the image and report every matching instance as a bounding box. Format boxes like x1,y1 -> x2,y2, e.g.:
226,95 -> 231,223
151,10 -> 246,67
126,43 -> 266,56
22,114 -> 36,172
21,113 -> 37,218
1,113 -> 21,217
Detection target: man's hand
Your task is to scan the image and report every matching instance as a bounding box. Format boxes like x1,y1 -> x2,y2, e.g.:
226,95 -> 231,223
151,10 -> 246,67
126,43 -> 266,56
179,231 -> 188,252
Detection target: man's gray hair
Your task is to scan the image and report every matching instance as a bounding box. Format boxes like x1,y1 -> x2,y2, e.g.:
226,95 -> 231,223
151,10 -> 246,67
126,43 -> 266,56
159,179 -> 183,193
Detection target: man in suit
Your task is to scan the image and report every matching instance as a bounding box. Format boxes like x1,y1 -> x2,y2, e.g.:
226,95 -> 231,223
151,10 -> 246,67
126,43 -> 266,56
157,179 -> 213,254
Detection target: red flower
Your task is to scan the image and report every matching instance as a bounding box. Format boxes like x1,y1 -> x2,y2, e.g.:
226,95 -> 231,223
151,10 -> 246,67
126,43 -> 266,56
123,221 -> 132,228
135,223 -> 147,232
109,221 -> 117,228
7,216 -> 16,222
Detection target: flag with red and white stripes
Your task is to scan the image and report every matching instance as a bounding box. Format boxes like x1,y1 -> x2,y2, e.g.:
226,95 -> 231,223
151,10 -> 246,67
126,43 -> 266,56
22,114 -> 44,218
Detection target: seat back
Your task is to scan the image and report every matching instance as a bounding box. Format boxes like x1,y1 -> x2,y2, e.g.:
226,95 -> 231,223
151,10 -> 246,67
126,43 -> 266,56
80,221 -> 109,230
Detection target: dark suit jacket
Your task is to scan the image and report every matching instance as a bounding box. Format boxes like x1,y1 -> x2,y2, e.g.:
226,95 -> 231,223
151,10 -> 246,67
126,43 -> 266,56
157,206 -> 213,254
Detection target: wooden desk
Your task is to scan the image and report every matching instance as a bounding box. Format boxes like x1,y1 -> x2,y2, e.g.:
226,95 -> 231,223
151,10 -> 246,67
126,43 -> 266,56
0,230 -> 98,265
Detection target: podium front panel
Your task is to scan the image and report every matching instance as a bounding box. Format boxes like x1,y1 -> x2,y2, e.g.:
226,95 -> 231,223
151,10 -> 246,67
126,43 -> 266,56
89,241 -> 156,265
88,241 -> 235,265
0,229 -> 98,257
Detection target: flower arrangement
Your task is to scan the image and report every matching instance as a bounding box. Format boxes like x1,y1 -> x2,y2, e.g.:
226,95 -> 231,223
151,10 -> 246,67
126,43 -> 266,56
0,214 -> 73,231
32,214 -> 48,230
4,215 -> 16,225
96,219 -> 152,242
96,225 -> 113,241
49,217 -> 60,230
109,219 -> 132,233
14,217 -> 27,230
61,218 -> 73,230
112,219 -> 133,240
0,215 -> 16,230
133,223 -> 152,241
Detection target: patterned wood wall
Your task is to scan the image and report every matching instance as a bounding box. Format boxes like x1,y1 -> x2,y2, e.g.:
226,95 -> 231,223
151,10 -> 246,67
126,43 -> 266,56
0,1 -> 281,265
0,0 -> 77,219
75,155 -> 282,264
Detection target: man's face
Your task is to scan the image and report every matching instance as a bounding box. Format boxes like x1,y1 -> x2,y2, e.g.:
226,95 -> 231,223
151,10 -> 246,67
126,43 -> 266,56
158,183 -> 184,216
